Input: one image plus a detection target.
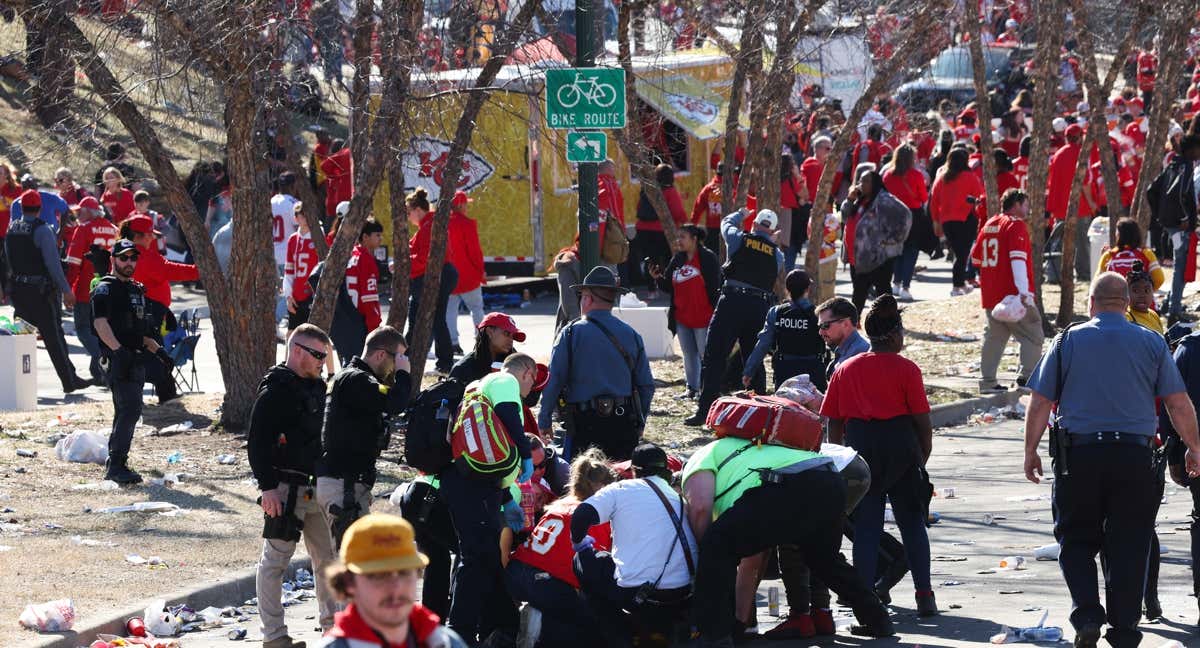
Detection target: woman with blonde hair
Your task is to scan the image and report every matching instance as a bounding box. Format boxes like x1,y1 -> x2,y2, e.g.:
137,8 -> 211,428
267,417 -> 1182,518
100,166 -> 135,223
506,449 -> 616,647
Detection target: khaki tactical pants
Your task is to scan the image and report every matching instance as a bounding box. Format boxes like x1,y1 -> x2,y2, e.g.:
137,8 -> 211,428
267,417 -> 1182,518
980,306 -> 1045,385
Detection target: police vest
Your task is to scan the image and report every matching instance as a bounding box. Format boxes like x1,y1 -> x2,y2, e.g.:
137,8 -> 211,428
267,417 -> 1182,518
6,218 -> 49,279
724,232 -> 779,291
773,303 -> 824,357
91,275 -> 149,346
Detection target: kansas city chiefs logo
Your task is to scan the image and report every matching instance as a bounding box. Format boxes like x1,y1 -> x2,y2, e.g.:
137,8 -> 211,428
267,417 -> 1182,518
401,136 -> 496,203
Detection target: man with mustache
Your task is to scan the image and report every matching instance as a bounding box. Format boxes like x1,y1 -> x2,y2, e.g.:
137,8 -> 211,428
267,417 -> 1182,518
318,513 -> 467,648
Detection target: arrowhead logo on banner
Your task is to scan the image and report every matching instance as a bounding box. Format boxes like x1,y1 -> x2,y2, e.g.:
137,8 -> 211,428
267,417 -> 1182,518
400,136 -> 496,202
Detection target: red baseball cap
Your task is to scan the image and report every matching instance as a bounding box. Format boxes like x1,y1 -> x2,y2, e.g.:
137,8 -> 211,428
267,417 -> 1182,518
478,312 -> 525,342
73,196 -> 102,211
1065,123 -> 1084,138
533,363 -> 549,392
451,190 -> 472,207
125,214 -> 160,235
1129,97 -> 1144,109
19,189 -> 40,208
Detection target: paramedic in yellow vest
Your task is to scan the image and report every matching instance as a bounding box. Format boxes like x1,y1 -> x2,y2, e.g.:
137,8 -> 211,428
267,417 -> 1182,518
441,352 -> 536,644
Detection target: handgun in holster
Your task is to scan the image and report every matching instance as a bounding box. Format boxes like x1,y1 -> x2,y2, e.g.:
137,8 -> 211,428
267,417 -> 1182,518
329,478 -> 360,549
261,484 -> 303,542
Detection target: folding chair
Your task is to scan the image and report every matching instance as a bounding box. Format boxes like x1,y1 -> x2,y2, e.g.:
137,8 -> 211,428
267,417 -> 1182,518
169,333 -> 202,392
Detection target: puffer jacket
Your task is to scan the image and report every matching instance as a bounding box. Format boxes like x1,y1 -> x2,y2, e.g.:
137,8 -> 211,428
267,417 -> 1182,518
841,188 -> 912,274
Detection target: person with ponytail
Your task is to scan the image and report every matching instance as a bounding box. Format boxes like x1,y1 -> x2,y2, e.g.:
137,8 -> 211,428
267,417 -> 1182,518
820,295 -> 936,616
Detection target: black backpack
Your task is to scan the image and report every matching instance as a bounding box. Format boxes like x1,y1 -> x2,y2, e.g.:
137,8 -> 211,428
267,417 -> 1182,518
401,378 -> 467,474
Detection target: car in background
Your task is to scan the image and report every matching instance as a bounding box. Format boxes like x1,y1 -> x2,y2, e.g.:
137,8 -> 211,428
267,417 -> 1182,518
895,45 -> 1029,113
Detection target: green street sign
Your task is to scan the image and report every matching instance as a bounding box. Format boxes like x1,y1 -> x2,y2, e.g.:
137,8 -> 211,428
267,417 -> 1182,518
546,68 -> 627,130
566,132 -> 608,163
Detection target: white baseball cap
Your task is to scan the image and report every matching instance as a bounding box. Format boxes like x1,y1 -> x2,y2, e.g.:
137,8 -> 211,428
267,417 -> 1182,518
755,209 -> 779,230
336,200 -> 351,217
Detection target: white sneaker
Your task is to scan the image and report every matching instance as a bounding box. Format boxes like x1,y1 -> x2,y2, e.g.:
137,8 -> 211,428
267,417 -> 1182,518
517,604 -> 542,648
898,287 -> 913,301
891,282 -> 901,295
950,286 -> 964,297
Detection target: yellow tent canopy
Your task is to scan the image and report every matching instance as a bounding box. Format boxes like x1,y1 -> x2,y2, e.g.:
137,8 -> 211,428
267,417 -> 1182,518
634,72 -> 751,140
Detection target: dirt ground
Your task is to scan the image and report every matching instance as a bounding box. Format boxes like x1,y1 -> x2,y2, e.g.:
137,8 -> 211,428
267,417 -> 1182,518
0,293 -> 1069,643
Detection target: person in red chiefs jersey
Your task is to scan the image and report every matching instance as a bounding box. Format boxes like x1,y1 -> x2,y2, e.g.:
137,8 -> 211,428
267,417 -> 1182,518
283,204 -> 322,330
970,189 -> 1044,393
506,449 -> 616,648
100,166 -> 136,225
649,225 -> 719,399
1095,218 -> 1165,291
690,163 -> 725,254
65,196 -> 119,382
1137,47 -> 1158,106
347,219 -> 383,332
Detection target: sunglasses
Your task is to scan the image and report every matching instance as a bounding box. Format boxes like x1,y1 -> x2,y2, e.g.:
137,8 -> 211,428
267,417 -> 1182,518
294,342 -> 328,361
114,253 -> 140,262
818,317 -> 847,330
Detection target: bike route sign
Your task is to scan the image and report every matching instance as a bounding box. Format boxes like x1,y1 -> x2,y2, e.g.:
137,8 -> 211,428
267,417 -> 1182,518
546,68 -> 627,129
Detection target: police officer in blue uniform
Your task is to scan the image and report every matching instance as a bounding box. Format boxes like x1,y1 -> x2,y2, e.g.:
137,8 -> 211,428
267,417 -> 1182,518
1023,272 -> 1200,648
742,269 -> 828,391
5,189 -> 90,393
539,265 -> 656,461
685,208 -> 784,426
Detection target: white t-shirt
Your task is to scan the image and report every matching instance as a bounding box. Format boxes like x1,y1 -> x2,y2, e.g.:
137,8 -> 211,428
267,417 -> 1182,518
270,193 -> 299,268
584,475 -> 697,589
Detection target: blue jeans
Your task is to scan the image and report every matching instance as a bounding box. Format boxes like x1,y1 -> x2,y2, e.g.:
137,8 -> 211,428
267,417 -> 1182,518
73,301 -> 103,380
892,242 -> 920,289
505,560 -> 601,646
676,324 -> 707,393
1167,227 -> 1190,316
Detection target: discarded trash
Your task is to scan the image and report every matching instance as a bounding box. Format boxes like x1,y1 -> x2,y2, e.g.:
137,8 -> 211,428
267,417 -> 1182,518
97,501 -> 179,514
999,556 -> 1027,570
73,480 -> 120,492
44,412 -> 80,427
982,513 -> 1006,525
932,556 -> 969,562
145,600 -> 182,636
767,586 -> 780,616
216,454 -> 239,465
990,610 -> 1063,643
0,545 -> 12,552
951,541 -> 976,546
941,487 -> 957,499
977,569 -> 997,574
166,451 -> 184,464
1005,494 -> 1049,502
1033,544 -> 1061,561
999,589 -> 1024,594
18,598 -> 75,632
156,421 -> 194,436
941,580 -> 965,586
126,554 -> 168,568
126,616 -> 146,637
228,627 -> 248,640
16,449 -> 37,458
71,535 -> 117,547
55,430 -> 109,464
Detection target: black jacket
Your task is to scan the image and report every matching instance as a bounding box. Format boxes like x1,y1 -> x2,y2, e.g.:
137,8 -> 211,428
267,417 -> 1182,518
318,357 -> 411,486
654,247 -> 721,334
1147,156 -> 1197,231
247,364 -> 328,491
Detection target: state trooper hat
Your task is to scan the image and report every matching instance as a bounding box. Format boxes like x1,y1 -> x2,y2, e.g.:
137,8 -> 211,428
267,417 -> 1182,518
570,265 -> 629,294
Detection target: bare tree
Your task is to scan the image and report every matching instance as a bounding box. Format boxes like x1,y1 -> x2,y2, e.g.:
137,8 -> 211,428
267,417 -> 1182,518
718,4 -> 765,217
802,0 -> 953,303
964,3 -> 998,218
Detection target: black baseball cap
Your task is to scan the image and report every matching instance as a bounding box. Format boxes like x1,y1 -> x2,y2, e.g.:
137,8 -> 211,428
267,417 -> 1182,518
112,239 -> 139,257
631,443 -> 668,475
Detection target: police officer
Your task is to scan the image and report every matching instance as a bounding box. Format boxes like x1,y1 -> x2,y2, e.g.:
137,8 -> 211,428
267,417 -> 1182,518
1023,272 -> 1200,648
317,325 -> 411,546
742,269 -> 828,392
5,189 -> 91,393
248,323 -> 338,648
682,438 -> 894,645
90,239 -> 159,484
538,266 -> 655,461
685,208 -> 784,426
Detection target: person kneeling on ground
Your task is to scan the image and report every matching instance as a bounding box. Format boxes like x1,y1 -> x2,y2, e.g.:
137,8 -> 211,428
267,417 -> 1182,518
506,449 -> 617,648
318,513 -> 467,648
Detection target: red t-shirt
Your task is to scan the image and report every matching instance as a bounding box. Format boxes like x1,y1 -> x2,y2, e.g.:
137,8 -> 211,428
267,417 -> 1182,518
103,187 -> 136,224
511,506 -> 612,589
319,148 -> 353,216
133,243 -> 200,307
1046,142 -> 1082,221
1137,51 -> 1158,92
881,168 -> 928,210
930,172 -> 984,224
598,173 -> 626,227
800,157 -> 842,203
672,252 -> 714,329
409,213 -> 434,279
0,181 -> 20,235
969,213 -> 1032,310
347,244 -> 381,330
1119,162 -> 1137,207
65,217 -> 120,303
284,232 -> 320,302
820,352 -> 931,420
1013,156 -> 1029,188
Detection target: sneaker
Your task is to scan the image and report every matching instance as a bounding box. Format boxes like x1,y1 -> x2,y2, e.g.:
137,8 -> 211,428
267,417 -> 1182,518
63,376 -> 93,393
762,613 -> 814,640
1073,623 -> 1101,647
811,608 -> 835,636
517,604 -> 542,648
891,282 -> 901,295
950,286 -> 965,297
898,287 -> 913,302
684,413 -> 706,427
979,383 -> 1008,394
1144,596 -> 1162,621
915,591 -> 938,617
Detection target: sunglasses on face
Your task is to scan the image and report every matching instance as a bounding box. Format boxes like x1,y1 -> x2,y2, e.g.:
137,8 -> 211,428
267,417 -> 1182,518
818,317 -> 847,331
294,342 -> 328,361
115,253 -> 139,262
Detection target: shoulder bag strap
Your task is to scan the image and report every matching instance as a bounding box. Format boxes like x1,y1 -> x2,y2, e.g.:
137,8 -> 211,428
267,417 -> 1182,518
644,478 -> 696,578
586,315 -> 636,372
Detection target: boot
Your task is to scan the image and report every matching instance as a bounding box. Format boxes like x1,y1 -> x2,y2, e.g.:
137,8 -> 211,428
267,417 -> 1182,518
811,608 -> 835,636
915,590 -> 938,617
104,454 -> 143,485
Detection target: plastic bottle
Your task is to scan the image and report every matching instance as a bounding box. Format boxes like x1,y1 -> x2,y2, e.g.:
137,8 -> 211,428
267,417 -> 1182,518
166,451 -> 183,464
999,556 -> 1026,570
1017,626 -> 1063,642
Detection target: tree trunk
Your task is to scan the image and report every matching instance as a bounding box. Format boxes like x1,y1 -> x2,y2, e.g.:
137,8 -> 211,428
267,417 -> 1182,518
1130,0 -> 1191,231
24,2 -> 75,129
404,0 -> 540,388
276,116 -> 331,258
964,3 -> 999,218
386,160 -> 413,330
1055,129 -> 1095,327
1022,0 -> 1065,331
1072,0 -> 1150,244
717,6 -> 761,218
803,0 -> 952,303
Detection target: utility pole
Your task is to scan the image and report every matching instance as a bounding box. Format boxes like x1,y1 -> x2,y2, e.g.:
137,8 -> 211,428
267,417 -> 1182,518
575,0 -> 600,274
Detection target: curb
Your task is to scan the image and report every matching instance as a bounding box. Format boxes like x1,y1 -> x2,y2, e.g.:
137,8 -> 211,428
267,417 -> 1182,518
929,389 -> 1022,429
34,558 -> 313,648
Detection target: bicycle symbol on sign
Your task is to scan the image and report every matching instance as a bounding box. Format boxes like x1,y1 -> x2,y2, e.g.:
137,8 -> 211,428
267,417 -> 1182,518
556,72 -> 618,109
